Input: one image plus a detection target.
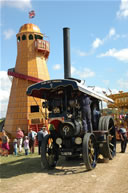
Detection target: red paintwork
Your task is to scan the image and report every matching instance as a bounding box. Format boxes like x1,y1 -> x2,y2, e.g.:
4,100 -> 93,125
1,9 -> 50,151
35,39 -> 50,59
8,70 -> 43,83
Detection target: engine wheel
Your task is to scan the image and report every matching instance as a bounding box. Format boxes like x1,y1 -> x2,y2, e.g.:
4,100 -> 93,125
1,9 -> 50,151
99,116 -> 116,159
83,133 -> 98,170
41,134 -> 58,169
98,116 -> 106,131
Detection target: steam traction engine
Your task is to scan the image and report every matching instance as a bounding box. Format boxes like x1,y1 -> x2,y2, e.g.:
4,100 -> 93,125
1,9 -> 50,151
27,78 -> 116,170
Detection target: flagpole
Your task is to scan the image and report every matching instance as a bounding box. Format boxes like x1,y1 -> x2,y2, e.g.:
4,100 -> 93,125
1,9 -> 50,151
28,10 -> 30,24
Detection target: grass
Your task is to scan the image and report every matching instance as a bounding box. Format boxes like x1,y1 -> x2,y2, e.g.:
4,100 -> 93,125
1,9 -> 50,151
0,147 -> 42,179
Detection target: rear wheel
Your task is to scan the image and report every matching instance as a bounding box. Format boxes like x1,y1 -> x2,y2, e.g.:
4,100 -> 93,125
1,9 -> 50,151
41,134 -> 58,169
98,116 -> 116,159
98,116 -> 106,131
83,133 -> 98,170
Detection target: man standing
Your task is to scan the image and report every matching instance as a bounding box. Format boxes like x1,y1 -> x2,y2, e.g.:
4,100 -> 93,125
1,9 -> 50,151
79,93 -> 92,133
118,124 -> 127,153
92,103 -> 101,130
28,129 -> 37,153
16,128 -> 24,153
37,127 -> 48,155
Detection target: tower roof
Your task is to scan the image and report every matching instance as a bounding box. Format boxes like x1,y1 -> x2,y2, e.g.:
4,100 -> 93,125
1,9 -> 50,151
19,23 -> 41,33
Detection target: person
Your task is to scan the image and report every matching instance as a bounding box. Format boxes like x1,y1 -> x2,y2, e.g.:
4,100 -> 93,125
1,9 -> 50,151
118,124 -> 127,153
92,103 -> 101,130
1,130 -> 10,156
13,138 -> 18,155
125,113 -> 128,120
78,92 -> 92,133
28,129 -> 37,153
37,127 -> 48,155
16,128 -> 24,153
23,136 -> 29,155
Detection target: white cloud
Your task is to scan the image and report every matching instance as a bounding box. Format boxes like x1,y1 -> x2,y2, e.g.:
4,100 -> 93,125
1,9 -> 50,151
117,79 -> 128,89
53,64 -> 61,70
3,29 -> 15,39
92,27 -> 116,49
71,66 -> 76,75
76,27 -> 127,57
76,50 -> 88,56
92,38 -> 103,49
108,28 -> 116,38
1,0 -> 32,10
71,66 -> 95,79
117,0 -> 128,18
75,49 -> 94,57
113,33 -> 128,40
77,31 -> 112,54
98,48 -> 128,62
0,71 -> 11,118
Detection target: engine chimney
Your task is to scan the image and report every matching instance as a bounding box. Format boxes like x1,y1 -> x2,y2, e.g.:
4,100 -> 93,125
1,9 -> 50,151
63,27 -> 71,79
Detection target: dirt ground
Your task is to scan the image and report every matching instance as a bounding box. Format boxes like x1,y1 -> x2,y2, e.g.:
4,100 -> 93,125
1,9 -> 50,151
1,142 -> 128,193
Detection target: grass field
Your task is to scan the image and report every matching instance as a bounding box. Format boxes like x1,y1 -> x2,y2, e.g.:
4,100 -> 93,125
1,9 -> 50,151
0,148 -> 42,179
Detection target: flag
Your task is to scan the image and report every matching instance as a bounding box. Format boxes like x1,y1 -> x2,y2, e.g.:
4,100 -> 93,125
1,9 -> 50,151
29,10 -> 35,18
108,88 -> 112,94
102,91 -> 107,95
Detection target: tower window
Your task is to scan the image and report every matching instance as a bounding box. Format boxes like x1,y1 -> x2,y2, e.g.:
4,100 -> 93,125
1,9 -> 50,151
35,34 -> 43,40
29,34 -> 33,40
22,35 -> 26,40
17,36 -> 20,42
30,105 -> 39,113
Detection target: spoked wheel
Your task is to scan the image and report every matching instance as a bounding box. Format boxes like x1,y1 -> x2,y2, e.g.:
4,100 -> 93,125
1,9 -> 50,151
99,116 -> 116,159
41,134 -> 58,169
83,133 -> 98,170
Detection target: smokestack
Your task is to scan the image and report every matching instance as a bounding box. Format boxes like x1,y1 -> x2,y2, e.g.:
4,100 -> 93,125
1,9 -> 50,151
63,27 -> 71,79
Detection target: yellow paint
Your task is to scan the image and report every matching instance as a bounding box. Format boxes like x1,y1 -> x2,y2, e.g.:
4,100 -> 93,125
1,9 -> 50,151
5,23 -> 50,137
107,92 -> 128,108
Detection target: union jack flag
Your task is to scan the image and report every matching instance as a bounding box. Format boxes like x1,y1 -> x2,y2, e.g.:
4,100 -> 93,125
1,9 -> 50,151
29,10 -> 35,18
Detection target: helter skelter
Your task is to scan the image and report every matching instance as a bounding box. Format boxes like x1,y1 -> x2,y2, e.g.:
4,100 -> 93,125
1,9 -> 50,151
5,23 -> 50,137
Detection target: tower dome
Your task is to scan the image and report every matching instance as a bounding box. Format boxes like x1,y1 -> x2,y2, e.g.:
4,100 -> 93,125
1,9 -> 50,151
19,23 -> 41,33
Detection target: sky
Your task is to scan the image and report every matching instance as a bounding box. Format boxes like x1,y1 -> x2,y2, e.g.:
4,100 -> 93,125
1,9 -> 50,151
0,0 -> 128,118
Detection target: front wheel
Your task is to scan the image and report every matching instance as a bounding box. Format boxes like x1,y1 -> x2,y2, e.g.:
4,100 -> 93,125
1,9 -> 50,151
41,134 -> 58,169
83,133 -> 98,170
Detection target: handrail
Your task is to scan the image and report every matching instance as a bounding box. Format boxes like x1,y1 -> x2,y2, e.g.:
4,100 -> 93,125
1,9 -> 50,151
8,69 -> 43,83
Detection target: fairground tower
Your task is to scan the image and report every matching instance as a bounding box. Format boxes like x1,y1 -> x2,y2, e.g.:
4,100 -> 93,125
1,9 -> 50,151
5,23 -> 50,137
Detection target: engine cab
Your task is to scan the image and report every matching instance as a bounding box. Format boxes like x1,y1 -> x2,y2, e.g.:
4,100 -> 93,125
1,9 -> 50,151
26,78 -> 116,170
27,78 -> 112,138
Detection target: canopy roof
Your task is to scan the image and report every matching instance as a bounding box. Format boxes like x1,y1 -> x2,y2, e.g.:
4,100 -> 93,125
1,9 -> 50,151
26,79 -> 114,103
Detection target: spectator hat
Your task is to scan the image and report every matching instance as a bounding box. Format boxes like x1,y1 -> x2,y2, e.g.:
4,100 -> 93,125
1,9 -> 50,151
13,138 -> 17,142
42,126 -> 46,130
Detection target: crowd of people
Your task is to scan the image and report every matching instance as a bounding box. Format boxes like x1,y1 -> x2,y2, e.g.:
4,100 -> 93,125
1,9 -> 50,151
0,126 -> 48,156
0,121 -> 128,156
